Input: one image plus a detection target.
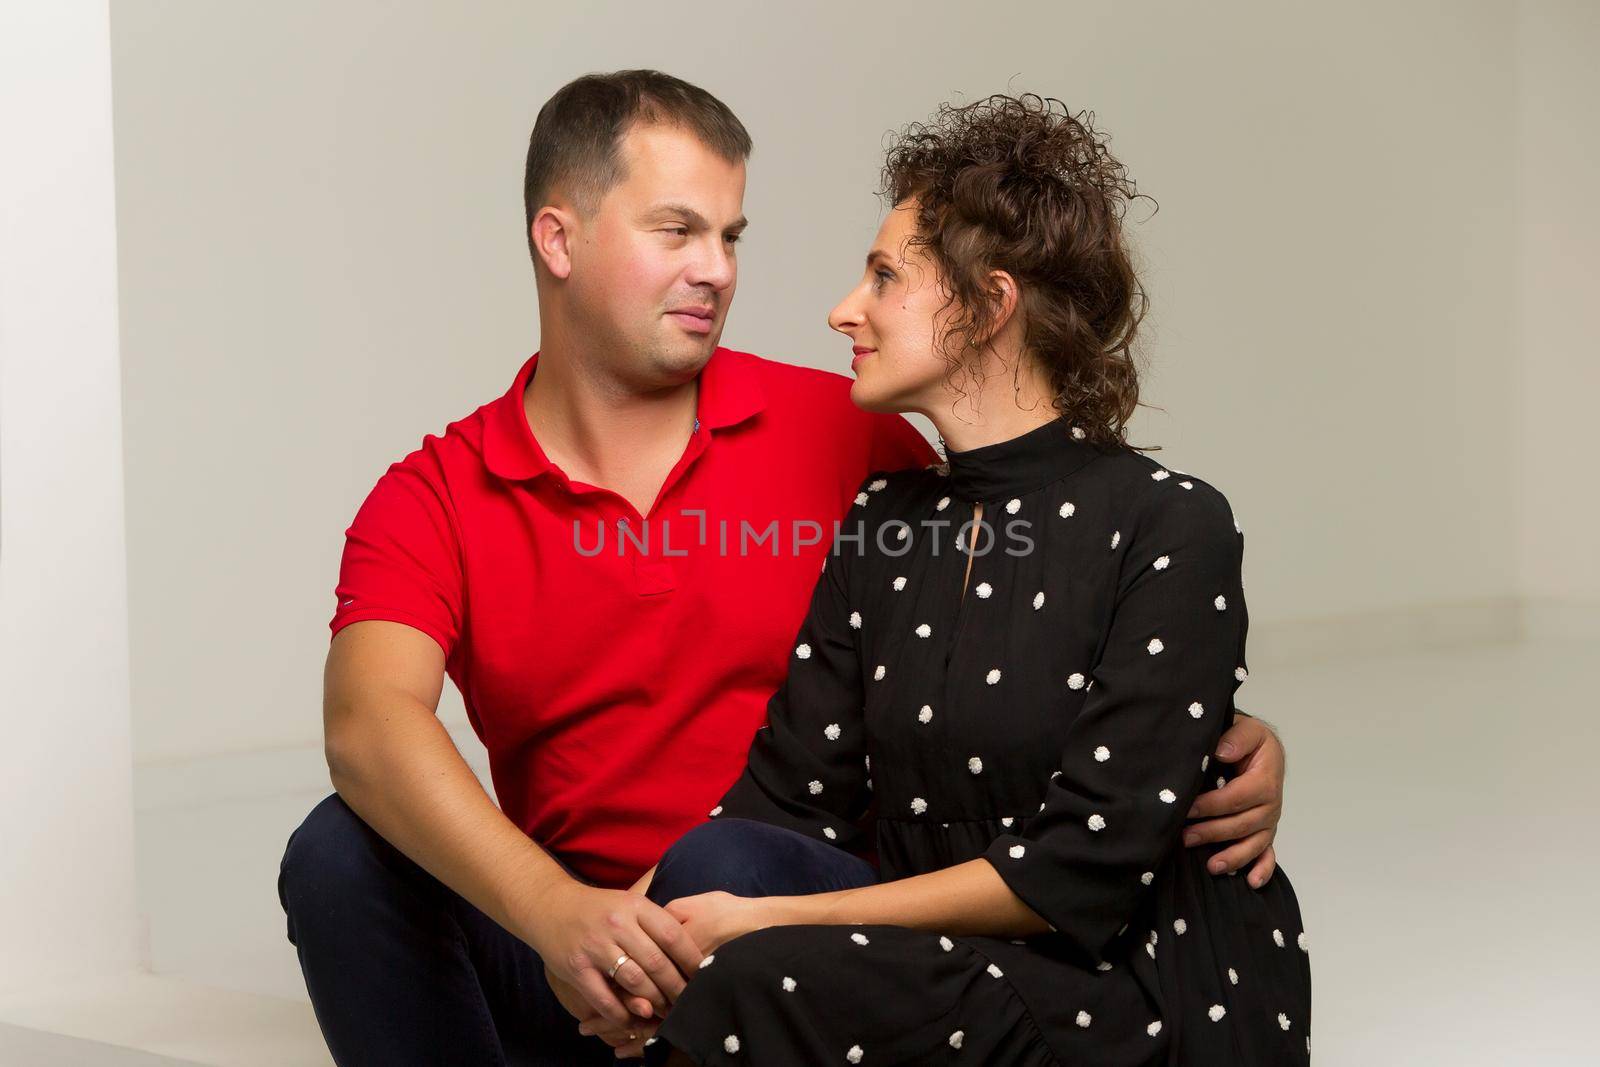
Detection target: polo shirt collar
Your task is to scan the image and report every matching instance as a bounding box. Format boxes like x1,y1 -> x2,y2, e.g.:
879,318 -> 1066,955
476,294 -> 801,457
483,346 -> 767,482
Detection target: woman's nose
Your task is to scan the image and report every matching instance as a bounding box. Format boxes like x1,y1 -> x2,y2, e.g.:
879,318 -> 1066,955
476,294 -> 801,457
828,293 -> 861,335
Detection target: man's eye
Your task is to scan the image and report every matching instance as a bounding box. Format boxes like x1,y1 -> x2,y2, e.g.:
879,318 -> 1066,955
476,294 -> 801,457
725,233 -> 743,245
664,227 -> 689,237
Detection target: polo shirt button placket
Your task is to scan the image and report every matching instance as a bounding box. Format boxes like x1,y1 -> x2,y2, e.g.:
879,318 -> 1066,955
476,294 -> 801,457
623,515 -> 677,597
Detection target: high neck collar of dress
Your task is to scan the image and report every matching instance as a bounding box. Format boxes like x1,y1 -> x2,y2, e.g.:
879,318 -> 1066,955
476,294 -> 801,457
941,416 -> 1109,503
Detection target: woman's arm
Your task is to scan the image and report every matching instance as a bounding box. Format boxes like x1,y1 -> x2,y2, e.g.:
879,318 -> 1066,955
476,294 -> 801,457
669,475 -> 1251,958
760,857 -> 1052,939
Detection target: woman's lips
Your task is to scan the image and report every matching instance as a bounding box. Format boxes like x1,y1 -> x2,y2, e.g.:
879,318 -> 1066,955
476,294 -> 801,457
667,310 -> 714,335
851,347 -> 877,370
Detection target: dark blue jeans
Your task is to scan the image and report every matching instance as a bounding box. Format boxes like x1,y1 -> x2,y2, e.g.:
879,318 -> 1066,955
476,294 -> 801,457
277,794 -> 877,1065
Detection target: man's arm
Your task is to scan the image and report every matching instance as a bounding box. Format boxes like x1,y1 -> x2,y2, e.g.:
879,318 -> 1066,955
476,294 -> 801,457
322,620 -> 702,1024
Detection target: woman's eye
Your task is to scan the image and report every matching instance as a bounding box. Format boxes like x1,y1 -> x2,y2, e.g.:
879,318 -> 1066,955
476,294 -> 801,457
873,269 -> 893,292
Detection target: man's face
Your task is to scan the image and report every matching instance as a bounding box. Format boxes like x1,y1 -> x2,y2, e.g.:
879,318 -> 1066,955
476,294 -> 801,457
568,123 -> 747,388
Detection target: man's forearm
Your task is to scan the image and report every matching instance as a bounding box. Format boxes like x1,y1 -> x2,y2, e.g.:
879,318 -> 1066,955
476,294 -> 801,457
326,694 -> 574,954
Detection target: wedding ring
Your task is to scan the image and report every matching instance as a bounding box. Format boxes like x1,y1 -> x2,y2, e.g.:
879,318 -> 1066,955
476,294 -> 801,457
608,952 -> 631,979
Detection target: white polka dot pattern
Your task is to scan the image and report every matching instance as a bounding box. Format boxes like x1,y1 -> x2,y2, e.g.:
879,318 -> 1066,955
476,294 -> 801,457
683,451 -> 1303,1061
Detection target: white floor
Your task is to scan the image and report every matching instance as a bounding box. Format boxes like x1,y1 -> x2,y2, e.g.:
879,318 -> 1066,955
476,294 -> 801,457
1,633 -> 1594,1065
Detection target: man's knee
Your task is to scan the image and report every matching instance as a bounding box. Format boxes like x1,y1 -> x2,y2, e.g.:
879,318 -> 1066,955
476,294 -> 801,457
278,792 -> 389,928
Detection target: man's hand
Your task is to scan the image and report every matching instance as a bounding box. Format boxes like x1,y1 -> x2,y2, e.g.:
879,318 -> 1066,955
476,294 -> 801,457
548,964 -> 659,1060
1182,710 -> 1285,887
530,882 -> 705,1031
573,889 -> 770,1060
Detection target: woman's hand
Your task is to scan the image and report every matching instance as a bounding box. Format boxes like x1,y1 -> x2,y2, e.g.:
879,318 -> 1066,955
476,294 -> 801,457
1182,710 -> 1286,886
662,890 -> 773,956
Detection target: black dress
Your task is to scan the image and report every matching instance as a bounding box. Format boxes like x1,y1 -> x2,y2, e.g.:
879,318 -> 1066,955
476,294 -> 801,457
650,417 -> 1311,1066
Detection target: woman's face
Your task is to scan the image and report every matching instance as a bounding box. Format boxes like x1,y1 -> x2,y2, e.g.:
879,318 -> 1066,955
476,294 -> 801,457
828,199 -> 961,414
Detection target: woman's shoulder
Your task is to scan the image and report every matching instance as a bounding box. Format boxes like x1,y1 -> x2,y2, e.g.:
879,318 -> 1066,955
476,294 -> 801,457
847,461 -> 950,513
1084,448 -> 1243,546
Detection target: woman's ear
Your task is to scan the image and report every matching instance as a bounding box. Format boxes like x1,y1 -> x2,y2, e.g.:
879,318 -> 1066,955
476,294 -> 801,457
988,270 -> 1020,334
531,205 -> 577,280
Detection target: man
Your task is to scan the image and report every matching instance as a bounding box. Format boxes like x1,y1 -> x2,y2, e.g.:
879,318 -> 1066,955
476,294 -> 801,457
278,69 -> 1288,1065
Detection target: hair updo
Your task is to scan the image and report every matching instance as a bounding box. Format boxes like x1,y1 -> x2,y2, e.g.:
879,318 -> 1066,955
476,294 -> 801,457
880,93 -> 1156,447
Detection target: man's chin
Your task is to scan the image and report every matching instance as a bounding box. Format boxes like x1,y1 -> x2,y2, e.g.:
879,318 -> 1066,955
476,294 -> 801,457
647,331 -> 719,382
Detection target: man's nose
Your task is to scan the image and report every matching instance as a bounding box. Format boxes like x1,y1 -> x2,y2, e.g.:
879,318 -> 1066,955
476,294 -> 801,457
686,239 -> 736,291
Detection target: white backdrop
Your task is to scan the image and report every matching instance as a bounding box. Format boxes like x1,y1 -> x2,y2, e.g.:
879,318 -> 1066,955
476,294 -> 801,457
106,0 -> 1596,766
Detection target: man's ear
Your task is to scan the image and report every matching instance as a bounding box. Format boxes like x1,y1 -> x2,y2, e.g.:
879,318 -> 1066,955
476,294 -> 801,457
531,205 -> 577,280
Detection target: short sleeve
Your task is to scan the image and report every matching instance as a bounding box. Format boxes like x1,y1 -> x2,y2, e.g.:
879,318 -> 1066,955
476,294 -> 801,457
866,412 -> 939,473
709,477 -> 875,852
330,461 -> 464,658
983,479 -> 1247,963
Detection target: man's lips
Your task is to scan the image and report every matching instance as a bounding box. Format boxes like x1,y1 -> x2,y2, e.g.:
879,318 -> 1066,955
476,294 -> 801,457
667,307 -> 715,335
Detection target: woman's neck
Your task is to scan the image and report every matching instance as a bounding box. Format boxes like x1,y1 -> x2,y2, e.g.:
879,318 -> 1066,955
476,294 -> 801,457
922,350 -> 1060,454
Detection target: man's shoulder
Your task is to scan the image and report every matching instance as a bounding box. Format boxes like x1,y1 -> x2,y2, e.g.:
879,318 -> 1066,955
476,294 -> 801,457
721,347 -> 862,413
724,346 -> 928,451
365,397 -> 498,501
722,348 -> 934,469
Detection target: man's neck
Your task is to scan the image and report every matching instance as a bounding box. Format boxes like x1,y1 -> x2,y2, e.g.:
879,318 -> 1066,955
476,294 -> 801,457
521,342 -> 700,508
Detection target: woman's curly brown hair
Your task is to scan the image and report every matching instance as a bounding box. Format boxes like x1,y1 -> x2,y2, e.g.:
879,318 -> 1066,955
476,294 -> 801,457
881,93 -> 1157,448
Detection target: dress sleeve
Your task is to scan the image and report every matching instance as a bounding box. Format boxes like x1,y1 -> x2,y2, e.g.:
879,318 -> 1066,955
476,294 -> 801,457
708,477 -> 876,852
982,477 -> 1248,964
330,460 -> 465,658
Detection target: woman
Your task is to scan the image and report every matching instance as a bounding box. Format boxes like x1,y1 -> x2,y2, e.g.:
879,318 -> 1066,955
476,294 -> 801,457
630,94 -> 1312,1065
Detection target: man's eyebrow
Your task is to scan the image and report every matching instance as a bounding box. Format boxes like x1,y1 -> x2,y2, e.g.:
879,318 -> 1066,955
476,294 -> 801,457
645,202 -> 749,231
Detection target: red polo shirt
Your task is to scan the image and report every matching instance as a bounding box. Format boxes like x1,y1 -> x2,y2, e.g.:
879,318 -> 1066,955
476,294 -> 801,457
330,347 -> 937,888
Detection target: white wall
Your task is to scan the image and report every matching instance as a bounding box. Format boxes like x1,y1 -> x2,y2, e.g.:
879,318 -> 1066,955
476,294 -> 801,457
1516,0 -> 1600,608
0,0 -> 141,988
109,1 -> 1524,765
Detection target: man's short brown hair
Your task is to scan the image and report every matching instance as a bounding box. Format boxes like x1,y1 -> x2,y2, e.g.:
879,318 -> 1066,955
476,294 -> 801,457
523,70 -> 753,262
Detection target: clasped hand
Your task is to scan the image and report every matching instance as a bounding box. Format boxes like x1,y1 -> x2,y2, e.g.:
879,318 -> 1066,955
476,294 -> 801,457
537,883 -> 706,1059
